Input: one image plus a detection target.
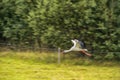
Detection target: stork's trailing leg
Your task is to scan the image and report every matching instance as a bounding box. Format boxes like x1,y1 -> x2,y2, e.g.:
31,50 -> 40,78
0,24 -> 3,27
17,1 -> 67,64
80,50 -> 92,57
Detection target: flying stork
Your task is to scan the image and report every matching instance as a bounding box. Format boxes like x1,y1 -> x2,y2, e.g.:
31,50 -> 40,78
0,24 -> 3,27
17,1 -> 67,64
62,39 -> 92,57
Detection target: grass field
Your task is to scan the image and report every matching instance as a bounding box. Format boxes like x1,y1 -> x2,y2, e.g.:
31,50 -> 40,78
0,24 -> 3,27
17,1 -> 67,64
0,51 -> 120,80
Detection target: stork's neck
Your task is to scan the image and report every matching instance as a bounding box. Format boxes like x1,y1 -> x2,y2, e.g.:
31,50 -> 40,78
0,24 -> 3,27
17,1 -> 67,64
63,49 -> 71,53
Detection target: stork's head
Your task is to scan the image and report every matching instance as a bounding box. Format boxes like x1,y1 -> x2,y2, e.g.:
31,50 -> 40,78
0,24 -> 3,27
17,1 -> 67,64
63,50 -> 68,53
61,50 -> 69,54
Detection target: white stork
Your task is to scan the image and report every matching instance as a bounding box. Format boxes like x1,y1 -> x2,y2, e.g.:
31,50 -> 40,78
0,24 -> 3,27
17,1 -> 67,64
62,39 -> 92,57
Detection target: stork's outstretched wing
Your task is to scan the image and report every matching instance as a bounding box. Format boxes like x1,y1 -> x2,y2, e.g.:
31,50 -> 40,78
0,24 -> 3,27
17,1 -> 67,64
71,39 -> 82,49
71,40 -> 76,48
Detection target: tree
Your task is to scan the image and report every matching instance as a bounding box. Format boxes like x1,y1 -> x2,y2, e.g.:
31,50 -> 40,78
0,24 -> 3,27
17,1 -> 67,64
0,0 -> 120,59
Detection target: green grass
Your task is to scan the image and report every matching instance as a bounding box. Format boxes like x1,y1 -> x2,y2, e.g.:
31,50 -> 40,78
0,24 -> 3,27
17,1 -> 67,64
0,51 -> 120,80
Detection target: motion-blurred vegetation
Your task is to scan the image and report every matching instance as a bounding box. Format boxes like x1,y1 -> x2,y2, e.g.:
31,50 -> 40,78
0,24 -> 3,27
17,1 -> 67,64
0,0 -> 120,59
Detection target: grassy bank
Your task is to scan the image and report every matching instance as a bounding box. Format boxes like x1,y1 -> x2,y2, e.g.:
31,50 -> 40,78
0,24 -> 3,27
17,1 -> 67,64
0,51 -> 120,80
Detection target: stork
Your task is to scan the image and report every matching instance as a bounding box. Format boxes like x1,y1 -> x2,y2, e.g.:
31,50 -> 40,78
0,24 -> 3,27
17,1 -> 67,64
62,39 -> 92,57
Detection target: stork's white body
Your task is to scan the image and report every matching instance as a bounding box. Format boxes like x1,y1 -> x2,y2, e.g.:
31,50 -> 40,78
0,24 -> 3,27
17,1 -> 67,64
63,39 -> 87,52
63,39 -> 91,57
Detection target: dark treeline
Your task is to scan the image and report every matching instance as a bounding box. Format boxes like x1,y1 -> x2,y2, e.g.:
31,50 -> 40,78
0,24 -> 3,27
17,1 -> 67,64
0,0 -> 120,56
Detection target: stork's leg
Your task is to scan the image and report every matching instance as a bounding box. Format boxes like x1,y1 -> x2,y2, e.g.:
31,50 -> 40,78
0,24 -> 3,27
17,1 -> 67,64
80,50 -> 92,57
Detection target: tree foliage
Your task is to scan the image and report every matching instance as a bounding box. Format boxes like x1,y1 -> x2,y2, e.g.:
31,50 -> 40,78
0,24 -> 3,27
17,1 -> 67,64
0,0 -> 120,54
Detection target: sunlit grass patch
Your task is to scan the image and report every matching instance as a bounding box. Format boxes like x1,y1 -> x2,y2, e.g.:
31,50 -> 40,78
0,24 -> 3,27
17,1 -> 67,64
0,51 -> 120,80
